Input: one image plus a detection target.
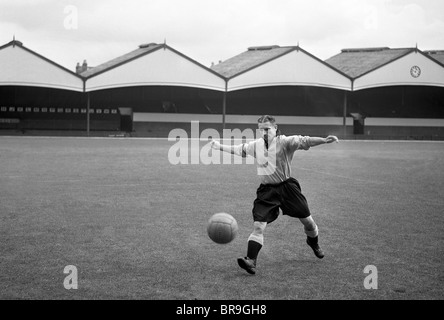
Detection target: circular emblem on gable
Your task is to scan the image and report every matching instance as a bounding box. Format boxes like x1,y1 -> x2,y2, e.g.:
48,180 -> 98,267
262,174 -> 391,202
410,65 -> 421,78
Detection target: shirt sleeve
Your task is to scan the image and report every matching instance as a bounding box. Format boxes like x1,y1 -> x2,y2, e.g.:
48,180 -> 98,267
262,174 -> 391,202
284,135 -> 311,152
233,140 -> 257,158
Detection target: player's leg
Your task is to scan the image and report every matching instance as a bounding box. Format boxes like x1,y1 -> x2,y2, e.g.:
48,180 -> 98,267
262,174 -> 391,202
237,221 -> 267,275
247,221 -> 266,261
299,215 -> 317,236
299,216 -> 324,259
278,178 -> 325,259
238,184 -> 279,274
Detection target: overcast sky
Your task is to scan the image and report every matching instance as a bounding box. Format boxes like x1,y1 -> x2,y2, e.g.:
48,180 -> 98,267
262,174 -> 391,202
1,0 -> 443,71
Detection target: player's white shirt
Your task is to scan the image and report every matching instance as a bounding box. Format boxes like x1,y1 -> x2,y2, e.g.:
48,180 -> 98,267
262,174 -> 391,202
234,135 -> 311,185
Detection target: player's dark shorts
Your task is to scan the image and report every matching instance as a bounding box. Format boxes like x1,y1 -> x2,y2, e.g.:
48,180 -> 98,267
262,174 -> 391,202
252,177 -> 311,223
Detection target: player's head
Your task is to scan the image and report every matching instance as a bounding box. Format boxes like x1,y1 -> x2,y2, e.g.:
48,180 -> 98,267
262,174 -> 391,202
257,115 -> 280,141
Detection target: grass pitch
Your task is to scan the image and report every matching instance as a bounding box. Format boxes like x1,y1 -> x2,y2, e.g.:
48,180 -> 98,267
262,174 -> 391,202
0,136 -> 443,300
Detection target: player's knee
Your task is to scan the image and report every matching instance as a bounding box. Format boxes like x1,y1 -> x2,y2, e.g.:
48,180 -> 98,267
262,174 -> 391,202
300,216 -> 316,231
252,221 -> 267,235
303,220 -> 318,238
304,222 -> 317,232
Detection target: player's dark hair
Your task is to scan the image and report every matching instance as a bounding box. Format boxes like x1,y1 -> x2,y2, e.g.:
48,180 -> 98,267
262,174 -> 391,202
257,115 -> 281,135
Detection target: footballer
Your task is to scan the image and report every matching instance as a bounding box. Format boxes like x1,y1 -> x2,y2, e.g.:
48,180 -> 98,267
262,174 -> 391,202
210,115 -> 339,275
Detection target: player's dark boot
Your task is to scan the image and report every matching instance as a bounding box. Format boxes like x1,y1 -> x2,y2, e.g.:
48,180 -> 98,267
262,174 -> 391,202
306,236 -> 325,259
237,257 -> 256,275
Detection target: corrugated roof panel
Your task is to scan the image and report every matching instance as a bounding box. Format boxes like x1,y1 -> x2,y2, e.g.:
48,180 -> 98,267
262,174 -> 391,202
211,46 -> 294,79
425,50 -> 444,66
325,47 -> 414,78
81,43 -> 163,78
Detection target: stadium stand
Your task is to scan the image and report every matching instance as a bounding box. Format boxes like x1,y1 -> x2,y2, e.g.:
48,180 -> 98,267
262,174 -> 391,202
1,40 -> 443,139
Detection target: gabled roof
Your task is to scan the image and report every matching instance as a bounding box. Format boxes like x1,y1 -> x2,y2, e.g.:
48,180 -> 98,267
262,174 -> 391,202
0,39 -> 83,77
211,45 -> 294,79
325,47 -> 444,90
82,42 -> 225,82
212,45 -> 351,80
325,47 -> 415,79
0,39 -> 84,91
211,45 -> 351,91
81,43 -> 163,78
83,42 -> 226,92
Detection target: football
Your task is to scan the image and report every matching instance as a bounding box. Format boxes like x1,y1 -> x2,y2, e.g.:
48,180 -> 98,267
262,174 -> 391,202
207,213 -> 238,244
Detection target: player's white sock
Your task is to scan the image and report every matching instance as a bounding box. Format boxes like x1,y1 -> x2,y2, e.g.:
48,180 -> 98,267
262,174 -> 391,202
248,233 -> 264,245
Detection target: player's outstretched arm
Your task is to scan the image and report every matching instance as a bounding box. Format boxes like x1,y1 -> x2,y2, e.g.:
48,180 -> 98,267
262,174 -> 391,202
210,139 -> 242,155
308,135 -> 339,147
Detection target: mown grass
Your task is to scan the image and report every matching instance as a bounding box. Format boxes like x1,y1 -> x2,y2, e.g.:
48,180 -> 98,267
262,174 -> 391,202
0,137 -> 443,300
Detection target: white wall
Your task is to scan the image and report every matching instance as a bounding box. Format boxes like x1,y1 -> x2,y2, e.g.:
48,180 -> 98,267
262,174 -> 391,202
227,49 -> 351,91
354,51 -> 444,90
85,48 -> 226,92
